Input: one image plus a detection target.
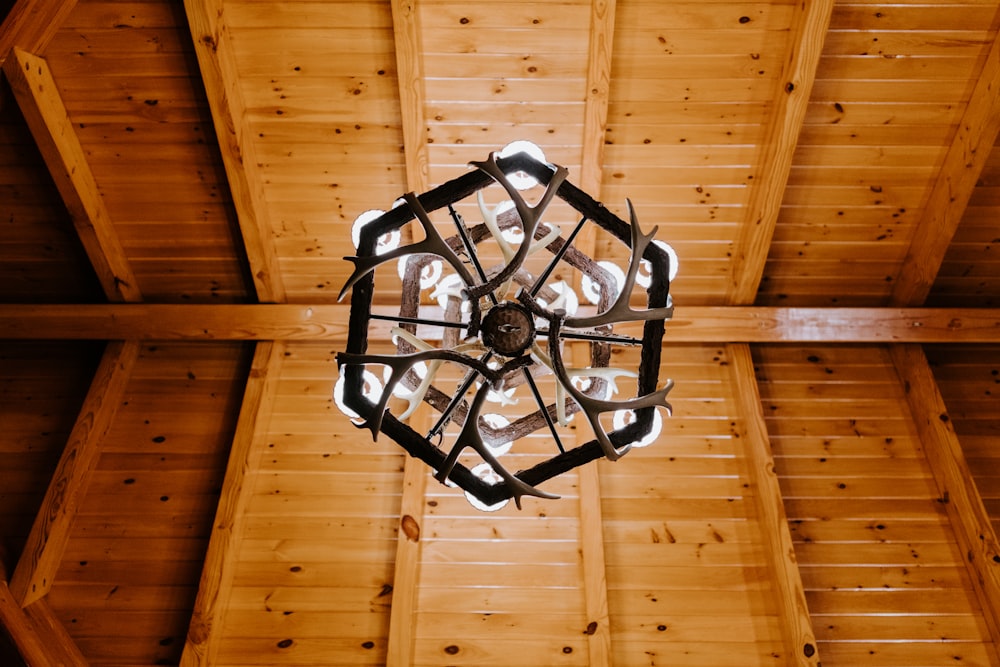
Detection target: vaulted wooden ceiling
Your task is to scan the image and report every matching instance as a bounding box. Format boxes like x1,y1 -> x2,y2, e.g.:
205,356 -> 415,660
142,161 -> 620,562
2,1 -> 1000,666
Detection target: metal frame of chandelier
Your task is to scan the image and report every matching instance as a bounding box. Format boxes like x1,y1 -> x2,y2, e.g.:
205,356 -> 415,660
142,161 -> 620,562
335,148 -> 676,510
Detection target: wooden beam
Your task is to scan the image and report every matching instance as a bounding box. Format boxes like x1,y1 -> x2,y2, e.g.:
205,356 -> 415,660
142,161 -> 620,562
21,600 -> 88,666
385,8 -> 428,661
0,581 -> 47,666
572,0 -> 616,303
890,344 -> 1000,648
890,30 -> 1000,306
0,582 -> 87,666
0,0 -> 78,66
728,344 -> 818,665
2,48 -> 141,302
183,0 -> 285,303
7,340 -> 139,608
182,341 -> 283,667
574,5 -> 616,651
385,408 -> 429,667
570,343 -> 613,664
578,0 -> 616,196
726,0 -> 834,305
390,0 -> 429,194
578,464 -> 612,662
1,304 -> 1000,343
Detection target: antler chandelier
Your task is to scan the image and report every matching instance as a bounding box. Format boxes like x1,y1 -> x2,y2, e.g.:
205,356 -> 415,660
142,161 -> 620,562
335,144 -> 676,510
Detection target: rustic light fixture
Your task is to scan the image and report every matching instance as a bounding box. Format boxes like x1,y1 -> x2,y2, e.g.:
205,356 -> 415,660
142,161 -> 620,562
336,145 -> 676,510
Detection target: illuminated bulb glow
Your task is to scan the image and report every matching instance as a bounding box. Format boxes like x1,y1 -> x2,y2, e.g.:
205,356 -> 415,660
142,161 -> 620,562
334,371 -> 384,424
351,209 -> 400,255
612,408 -> 663,448
537,281 -> 579,317
581,261 -> 626,305
430,274 -> 471,313
637,241 -> 679,287
465,463 -> 510,511
397,256 -> 443,290
498,140 -> 547,190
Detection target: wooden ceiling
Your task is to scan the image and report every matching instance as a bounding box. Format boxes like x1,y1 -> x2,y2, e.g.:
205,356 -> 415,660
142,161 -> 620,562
2,0 -> 1000,665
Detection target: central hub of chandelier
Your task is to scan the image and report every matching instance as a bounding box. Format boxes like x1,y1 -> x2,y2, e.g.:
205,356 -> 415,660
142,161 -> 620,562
335,145 -> 677,510
480,302 -> 534,357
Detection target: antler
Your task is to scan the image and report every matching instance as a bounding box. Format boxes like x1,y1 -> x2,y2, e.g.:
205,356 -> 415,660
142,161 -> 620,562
339,192 -> 477,302
336,349 -> 532,441
434,380 -> 560,508
519,300 -> 674,461
464,152 -> 568,301
563,199 -> 674,329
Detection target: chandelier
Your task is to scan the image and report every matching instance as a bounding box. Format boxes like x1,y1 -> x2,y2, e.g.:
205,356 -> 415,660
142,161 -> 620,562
335,144 -> 676,510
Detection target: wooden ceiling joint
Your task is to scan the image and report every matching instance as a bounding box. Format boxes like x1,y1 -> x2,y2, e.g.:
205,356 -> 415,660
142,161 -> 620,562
0,0 -> 77,68
890,27 -> 1000,307
890,344 -> 1000,653
181,341 -> 284,667
183,0 -> 285,303
577,10 -> 616,660
728,344 -> 818,666
0,584 -> 87,667
2,48 -> 141,303
726,0 -> 834,305
20,599 -> 88,667
7,340 -> 139,609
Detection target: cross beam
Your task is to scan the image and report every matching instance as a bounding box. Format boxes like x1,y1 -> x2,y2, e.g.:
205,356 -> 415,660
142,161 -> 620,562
0,305 -> 998,343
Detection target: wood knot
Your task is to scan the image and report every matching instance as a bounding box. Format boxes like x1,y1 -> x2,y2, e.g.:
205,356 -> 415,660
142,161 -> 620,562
401,514 -> 420,542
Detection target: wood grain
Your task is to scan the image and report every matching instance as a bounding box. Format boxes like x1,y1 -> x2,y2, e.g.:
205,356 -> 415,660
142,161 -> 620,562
0,0 -> 77,66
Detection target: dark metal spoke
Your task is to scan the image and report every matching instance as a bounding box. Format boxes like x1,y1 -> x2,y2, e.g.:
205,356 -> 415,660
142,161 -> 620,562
448,204 -> 499,307
521,367 -> 565,454
427,351 -> 494,440
529,215 -> 588,297
369,312 -> 469,330
537,328 -> 641,346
